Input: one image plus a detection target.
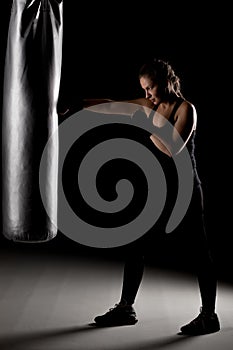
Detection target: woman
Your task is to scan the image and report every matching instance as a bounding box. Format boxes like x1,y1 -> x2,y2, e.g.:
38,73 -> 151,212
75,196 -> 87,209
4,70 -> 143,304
84,58 -> 220,335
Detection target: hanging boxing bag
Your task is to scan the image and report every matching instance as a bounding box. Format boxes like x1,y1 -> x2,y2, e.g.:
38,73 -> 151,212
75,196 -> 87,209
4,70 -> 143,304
2,0 -> 63,242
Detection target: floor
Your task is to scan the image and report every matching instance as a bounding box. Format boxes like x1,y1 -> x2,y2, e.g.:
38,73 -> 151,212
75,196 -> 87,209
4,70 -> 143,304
0,241 -> 233,350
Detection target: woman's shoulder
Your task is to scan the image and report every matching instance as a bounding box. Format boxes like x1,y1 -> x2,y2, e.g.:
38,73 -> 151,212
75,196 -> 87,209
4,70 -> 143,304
178,98 -> 196,113
175,98 -> 197,130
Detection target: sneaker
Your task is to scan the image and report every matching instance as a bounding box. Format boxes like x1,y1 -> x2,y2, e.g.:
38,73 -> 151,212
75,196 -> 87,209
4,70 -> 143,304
180,308 -> 220,335
94,302 -> 138,326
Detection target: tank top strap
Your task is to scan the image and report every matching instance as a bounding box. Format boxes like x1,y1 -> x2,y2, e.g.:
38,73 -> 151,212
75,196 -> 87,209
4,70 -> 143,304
168,98 -> 185,125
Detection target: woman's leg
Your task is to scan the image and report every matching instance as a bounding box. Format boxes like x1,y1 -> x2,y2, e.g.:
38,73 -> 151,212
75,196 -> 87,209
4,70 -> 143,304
192,185 -> 217,312
180,185 -> 220,334
120,253 -> 145,305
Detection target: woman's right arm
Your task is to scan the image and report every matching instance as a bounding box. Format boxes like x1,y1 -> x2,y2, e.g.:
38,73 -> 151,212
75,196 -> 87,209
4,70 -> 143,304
83,98 -> 154,118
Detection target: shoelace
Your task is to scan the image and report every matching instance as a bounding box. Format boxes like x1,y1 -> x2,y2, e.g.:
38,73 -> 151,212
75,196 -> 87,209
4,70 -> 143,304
191,314 -> 203,325
108,304 -> 121,311
108,303 -> 130,312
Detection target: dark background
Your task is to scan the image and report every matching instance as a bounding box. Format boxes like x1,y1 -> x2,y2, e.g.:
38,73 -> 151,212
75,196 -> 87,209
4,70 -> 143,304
0,2 -> 232,281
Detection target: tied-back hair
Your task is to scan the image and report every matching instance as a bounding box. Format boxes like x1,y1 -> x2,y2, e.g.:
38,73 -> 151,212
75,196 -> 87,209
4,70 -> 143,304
139,58 -> 184,99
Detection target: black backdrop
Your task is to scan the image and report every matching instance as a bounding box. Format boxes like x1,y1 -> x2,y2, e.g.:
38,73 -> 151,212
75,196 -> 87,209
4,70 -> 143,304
0,1 -> 232,281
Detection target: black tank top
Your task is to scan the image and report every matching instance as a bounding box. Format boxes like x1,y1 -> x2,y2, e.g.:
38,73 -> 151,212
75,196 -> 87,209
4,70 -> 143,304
168,98 -> 202,187
149,98 -> 201,187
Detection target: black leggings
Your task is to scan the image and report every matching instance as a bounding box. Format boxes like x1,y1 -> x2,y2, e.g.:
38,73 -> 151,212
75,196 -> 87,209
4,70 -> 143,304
120,185 -> 217,313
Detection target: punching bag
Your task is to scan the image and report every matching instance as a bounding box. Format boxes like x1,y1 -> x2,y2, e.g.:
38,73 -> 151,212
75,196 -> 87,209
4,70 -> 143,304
2,0 -> 63,242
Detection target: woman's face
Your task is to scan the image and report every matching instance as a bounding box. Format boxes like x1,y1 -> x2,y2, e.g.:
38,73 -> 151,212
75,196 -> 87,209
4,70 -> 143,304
139,75 -> 163,106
